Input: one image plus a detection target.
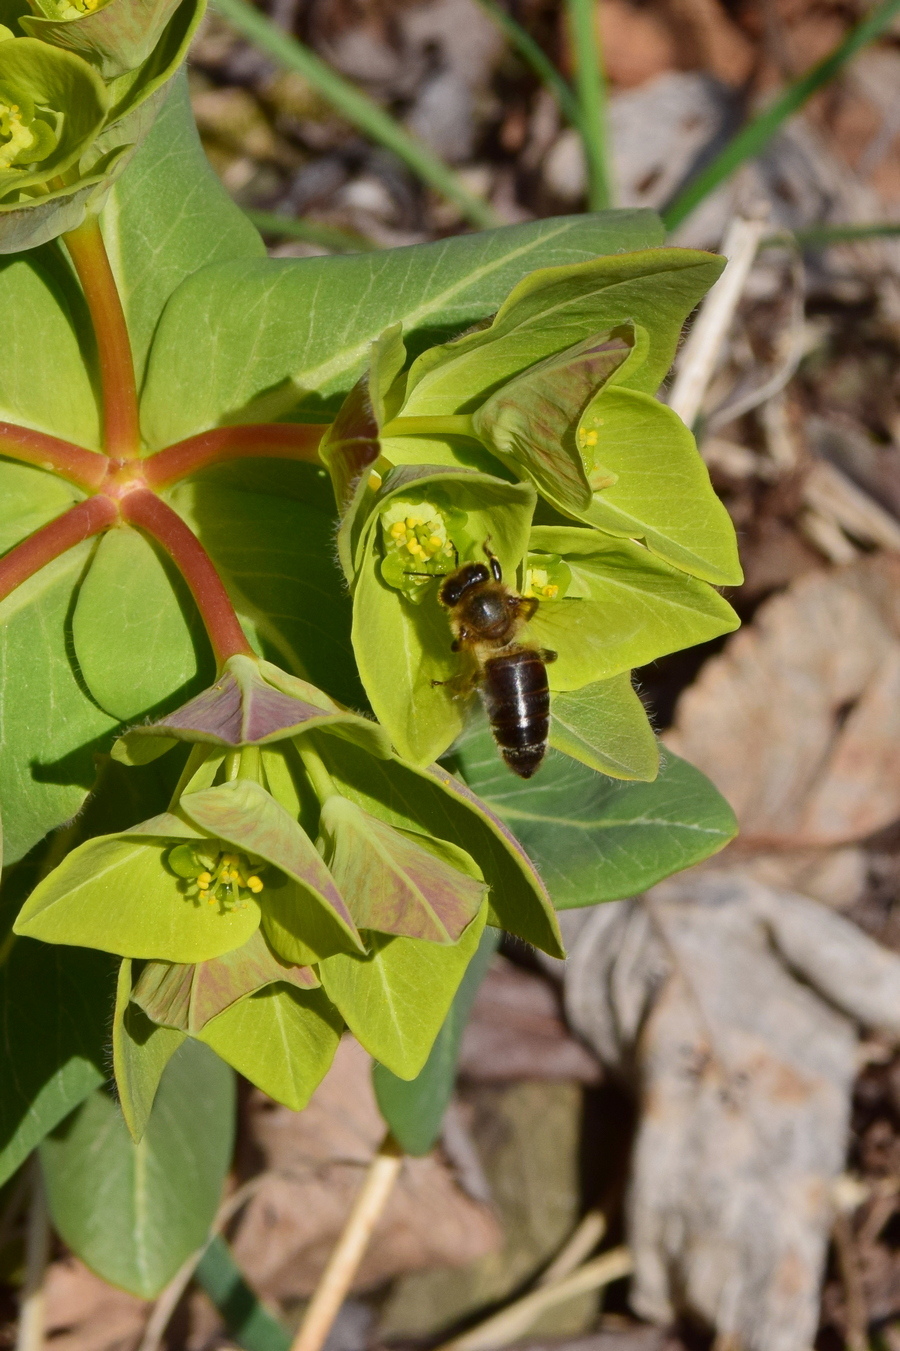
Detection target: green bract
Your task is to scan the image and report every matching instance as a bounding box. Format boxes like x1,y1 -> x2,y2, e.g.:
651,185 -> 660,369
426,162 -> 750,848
0,0 -> 203,249
22,0 -> 184,79
0,38 -> 107,197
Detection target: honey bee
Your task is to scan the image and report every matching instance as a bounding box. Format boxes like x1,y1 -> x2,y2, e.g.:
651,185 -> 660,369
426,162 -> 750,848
433,544 -> 557,778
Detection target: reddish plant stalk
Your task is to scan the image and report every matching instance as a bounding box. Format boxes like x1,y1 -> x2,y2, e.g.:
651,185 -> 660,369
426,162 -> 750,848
0,422 -> 109,491
63,217 -> 141,461
144,423 -> 325,488
0,496 -> 118,604
120,490 -> 254,665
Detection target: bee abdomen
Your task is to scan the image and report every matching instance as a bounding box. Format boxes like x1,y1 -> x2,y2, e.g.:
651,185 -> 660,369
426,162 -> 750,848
481,649 -> 549,779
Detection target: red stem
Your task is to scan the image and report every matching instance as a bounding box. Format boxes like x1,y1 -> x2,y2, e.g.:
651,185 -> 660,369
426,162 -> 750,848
64,217 -> 141,461
0,496 -> 118,604
120,490 -> 253,665
144,423 -> 324,488
0,422 -> 109,491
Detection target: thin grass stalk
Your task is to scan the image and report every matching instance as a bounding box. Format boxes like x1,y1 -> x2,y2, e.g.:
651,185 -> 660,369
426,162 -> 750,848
761,221 -> 900,249
243,210 -> 378,251
564,0 -> 613,210
212,0 -> 500,229
663,0 -> 900,231
471,0 -> 583,131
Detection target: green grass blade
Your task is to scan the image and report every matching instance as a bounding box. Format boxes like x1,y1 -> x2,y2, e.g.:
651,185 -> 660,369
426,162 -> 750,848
762,221 -> 900,248
243,209 -> 379,251
212,0 -> 500,229
194,1235 -> 291,1351
663,0 -> 900,231
564,0 -> 612,210
472,0 -> 583,130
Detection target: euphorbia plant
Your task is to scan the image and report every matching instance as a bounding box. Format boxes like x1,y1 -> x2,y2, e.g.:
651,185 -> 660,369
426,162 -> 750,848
0,18 -> 741,1326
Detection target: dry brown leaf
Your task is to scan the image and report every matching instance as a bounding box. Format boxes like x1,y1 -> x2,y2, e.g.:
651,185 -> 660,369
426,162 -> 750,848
230,1037 -> 501,1304
666,554 -> 900,848
43,1257 -> 148,1351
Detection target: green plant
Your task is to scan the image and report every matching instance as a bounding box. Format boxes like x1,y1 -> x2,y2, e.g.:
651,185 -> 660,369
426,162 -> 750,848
0,21 -> 742,1339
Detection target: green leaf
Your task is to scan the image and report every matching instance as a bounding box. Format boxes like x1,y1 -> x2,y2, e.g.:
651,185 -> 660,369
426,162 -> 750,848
193,1237 -> 289,1351
451,721 -> 738,909
351,468 -> 535,765
40,1039 -> 235,1298
525,526 -> 739,691
23,0 -> 184,80
320,901 -> 487,1079
14,831 -> 263,961
0,934 -> 114,1188
180,777 -> 363,958
320,795 -> 486,942
312,734 -> 563,957
572,388 -> 743,585
140,211 -> 665,446
0,544 -> 117,866
195,1236 -> 292,1351
102,71 -> 263,385
549,676 -> 659,780
400,249 -> 725,418
112,958 -> 185,1143
373,924 -> 499,1154
199,983 -> 342,1111
166,465 -> 365,709
72,524 -> 211,721
0,460 -> 82,554
0,245 -> 100,443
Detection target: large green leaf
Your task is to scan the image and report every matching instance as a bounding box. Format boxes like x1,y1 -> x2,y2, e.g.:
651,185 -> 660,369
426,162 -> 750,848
320,902 -> 487,1079
199,983 -> 342,1111
0,544 -> 118,865
373,924 -> 499,1154
167,463 -> 365,708
101,72 -> 263,386
72,524 -> 211,721
40,1039 -> 235,1298
0,934 -> 114,1188
140,210 -> 665,446
0,245 -> 99,443
400,250 -> 724,418
0,460 -> 81,554
450,721 -> 737,909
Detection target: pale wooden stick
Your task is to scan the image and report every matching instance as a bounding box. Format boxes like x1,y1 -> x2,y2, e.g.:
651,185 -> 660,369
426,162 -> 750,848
435,1247 -> 634,1351
16,1160 -> 51,1351
667,213 -> 769,429
536,1208 -> 606,1286
290,1134 -> 403,1351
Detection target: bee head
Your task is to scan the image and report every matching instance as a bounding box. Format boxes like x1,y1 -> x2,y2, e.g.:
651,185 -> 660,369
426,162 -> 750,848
439,562 -> 491,608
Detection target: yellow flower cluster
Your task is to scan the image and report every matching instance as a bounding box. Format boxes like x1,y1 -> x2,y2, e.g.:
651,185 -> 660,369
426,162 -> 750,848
388,511 -> 452,562
188,851 -> 264,911
0,101 -> 34,171
524,567 -> 559,600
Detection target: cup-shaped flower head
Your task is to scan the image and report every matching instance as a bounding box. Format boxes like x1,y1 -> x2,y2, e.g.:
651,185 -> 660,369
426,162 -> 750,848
21,658 -> 562,1106
0,38 -> 107,197
21,0 -> 184,79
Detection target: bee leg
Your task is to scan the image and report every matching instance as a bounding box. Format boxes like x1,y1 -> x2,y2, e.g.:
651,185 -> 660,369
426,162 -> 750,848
432,672 -> 480,696
481,537 -> 502,582
518,596 -> 539,621
540,648 -> 558,663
